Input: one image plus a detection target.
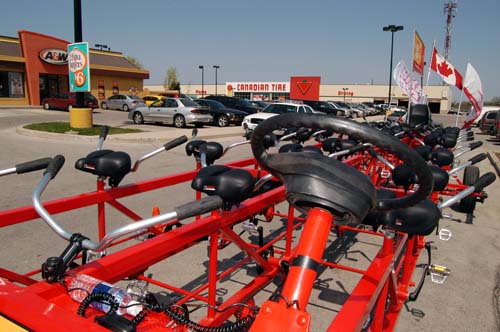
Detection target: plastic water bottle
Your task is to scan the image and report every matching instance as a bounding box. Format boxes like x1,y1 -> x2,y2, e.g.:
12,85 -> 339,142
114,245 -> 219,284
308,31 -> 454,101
68,274 -> 142,316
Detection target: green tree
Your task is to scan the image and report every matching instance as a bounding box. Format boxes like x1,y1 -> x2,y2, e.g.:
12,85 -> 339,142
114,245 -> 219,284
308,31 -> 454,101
164,67 -> 180,91
488,96 -> 500,105
126,56 -> 143,69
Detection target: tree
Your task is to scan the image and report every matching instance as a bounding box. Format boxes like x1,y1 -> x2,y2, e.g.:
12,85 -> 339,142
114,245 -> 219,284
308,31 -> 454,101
488,96 -> 500,105
164,67 -> 181,91
126,56 -> 143,69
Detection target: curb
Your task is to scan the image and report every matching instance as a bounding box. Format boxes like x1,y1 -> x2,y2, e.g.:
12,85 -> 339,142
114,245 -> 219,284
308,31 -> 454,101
15,125 -> 245,144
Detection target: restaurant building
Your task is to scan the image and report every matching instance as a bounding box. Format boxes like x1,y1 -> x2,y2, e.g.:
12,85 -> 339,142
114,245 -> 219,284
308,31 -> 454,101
0,30 -> 149,106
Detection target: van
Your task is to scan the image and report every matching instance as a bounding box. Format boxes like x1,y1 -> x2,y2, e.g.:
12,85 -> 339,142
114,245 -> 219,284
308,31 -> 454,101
472,106 -> 500,125
479,110 -> 499,134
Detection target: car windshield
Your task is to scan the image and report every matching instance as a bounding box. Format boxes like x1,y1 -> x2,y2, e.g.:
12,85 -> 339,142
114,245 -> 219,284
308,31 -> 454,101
128,95 -> 142,100
335,101 -> 350,108
202,100 -> 224,109
263,104 -> 298,114
390,111 -> 406,117
180,98 -> 199,107
239,99 -> 253,107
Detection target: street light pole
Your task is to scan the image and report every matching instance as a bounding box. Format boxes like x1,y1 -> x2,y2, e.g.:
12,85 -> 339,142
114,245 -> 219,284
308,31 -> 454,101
74,0 -> 84,108
382,25 -> 404,108
198,65 -> 204,98
342,88 -> 349,102
213,65 -> 220,95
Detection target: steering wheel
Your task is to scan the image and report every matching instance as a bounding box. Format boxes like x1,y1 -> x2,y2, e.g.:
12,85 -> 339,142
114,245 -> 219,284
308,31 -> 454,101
250,113 -> 433,219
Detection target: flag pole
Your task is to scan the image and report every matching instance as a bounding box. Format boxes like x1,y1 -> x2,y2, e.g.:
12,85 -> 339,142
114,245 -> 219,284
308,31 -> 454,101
455,59 -> 469,127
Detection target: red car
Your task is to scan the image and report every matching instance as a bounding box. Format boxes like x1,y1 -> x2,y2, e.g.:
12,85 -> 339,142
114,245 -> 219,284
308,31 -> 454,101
42,93 -> 99,111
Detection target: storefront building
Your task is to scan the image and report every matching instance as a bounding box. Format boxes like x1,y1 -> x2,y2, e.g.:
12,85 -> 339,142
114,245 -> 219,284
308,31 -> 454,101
0,31 -> 149,106
146,80 -> 451,114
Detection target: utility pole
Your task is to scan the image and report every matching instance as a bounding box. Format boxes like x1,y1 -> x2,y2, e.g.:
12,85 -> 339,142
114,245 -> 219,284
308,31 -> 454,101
444,1 -> 458,60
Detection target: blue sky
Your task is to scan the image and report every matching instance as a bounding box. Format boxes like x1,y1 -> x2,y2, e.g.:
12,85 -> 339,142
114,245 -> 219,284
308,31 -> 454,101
2,0 -> 500,101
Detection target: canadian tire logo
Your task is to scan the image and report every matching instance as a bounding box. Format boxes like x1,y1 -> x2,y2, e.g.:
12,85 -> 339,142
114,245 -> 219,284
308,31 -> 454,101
297,80 -> 312,95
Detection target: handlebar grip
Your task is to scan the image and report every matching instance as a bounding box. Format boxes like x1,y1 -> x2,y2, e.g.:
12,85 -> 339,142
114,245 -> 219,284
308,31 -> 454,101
465,136 -> 474,141
469,141 -> 483,150
164,135 -> 188,151
99,125 -> 110,140
43,155 -> 65,179
174,196 -> 224,220
468,153 -> 487,165
348,144 -> 367,154
15,157 -> 52,174
473,172 -> 496,192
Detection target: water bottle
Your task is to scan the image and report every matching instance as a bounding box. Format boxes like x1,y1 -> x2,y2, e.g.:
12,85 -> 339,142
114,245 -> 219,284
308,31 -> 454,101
68,274 -> 142,316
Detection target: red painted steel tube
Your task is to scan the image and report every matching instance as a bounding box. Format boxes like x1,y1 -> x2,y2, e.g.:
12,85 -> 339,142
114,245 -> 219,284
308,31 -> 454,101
279,208 -> 333,310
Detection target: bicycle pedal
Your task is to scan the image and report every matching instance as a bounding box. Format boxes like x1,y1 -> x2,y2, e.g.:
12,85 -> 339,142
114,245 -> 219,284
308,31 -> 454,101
242,220 -> 259,235
126,279 -> 149,302
380,169 -> 391,179
438,229 -> 452,241
429,264 -> 450,284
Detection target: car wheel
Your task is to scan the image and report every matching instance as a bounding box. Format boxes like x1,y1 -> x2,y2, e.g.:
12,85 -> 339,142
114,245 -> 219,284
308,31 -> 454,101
174,115 -> 186,128
217,115 -> 230,127
67,104 -> 73,112
43,102 -> 50,110
459,166 -> 479,213
132,112 -> 144,124
123,104 -> 129,112
101,102 -> 108,110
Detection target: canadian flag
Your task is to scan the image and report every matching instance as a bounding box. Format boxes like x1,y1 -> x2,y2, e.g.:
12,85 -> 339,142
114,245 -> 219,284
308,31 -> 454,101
462,63 -> 484,128
430,47 -> 463,90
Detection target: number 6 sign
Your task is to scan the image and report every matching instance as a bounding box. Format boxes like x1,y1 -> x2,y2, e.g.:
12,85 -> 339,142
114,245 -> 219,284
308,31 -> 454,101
68,42 -> 90,92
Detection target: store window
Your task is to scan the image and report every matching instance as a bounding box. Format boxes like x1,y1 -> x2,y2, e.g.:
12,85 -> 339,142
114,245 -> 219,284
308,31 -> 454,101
272,92 -> 290,101
0,71 -> 25,98
234,92 -> 251,99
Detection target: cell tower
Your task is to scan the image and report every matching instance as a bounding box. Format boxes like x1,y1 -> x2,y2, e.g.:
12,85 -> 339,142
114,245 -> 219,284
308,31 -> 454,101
443,1 -> 458,60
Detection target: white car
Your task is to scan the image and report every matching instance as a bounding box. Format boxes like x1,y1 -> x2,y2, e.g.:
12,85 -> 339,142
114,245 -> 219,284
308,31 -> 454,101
241,102 -> 315,131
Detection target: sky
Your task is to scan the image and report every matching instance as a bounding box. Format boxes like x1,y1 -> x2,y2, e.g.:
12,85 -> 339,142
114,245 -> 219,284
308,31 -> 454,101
2,0 -> 500,101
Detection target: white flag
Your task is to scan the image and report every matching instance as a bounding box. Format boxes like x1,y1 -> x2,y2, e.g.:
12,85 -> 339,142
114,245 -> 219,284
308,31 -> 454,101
463,63 -> 484,128
393,60 -> 422,104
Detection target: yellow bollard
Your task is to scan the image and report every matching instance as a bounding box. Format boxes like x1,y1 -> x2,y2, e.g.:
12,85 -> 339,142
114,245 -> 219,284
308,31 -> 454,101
69,108 -> 93,129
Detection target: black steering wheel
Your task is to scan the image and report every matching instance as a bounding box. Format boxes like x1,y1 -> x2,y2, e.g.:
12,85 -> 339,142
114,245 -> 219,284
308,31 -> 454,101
250,113 -> 433,215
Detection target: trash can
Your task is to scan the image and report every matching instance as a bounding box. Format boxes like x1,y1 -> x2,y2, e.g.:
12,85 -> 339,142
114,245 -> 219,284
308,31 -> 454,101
70,108 -> 93,129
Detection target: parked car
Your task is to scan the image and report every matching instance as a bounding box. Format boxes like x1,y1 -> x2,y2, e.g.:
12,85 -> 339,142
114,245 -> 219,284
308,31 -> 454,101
478,110 -> 499,134
204,95 -> 261,114
142,95 -> 163,106
241,102 -> 314,131
333,101 -> 364,118
386,110 -> 407,123
473,106 -> 500,126
193,99 -> 247,127
300,100 -> 345,117
101,94 -> 146,111
248,100 -> 269,108
129,97 -> 212,128
353,103 -> 378,116
42,92 -> 98,111
328,101 -> 353,118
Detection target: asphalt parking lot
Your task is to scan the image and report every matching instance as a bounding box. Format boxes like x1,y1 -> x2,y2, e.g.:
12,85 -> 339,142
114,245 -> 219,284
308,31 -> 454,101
0,107 -> 499,331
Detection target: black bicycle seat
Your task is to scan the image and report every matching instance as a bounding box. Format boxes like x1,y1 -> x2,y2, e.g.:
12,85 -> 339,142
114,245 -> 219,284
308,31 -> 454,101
381,198 -> 440,235
74,150 -> 131,187
191,165 -> 255,207
199,142 -> 224,166
362,189 -> 396,230
322,137 -> 340,153
185,140 -> 207,160
431,147 -> 454,167
429,165 -> 449,191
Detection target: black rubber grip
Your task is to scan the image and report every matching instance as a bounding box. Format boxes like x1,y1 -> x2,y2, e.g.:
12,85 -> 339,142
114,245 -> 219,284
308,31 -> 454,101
348,144 -> 368,154
465,136 -> 474,141
473,172 -> 496,192
469,153 -> 487,165
99,125 -> 110,139
466,131 -> 474,137
468,141 -> 482,150
43,155 -> 65,179
174,196 -> 223,220
15,157 -> 52,174
164,135 -> 188,151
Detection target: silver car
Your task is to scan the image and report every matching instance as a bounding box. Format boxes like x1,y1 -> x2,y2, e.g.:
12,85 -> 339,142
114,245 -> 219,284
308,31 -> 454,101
129,97 -> 213,128
101,94 -> 146,111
